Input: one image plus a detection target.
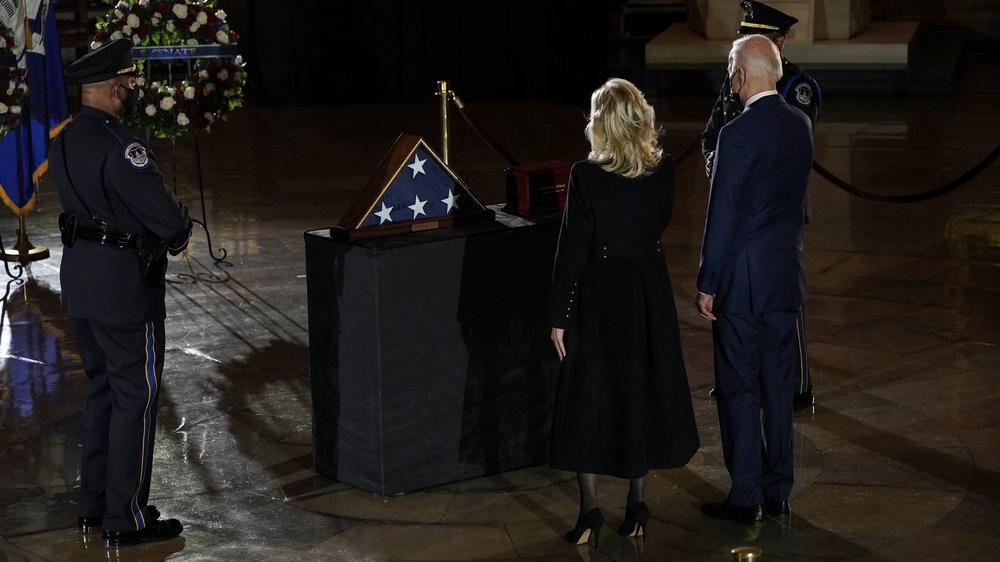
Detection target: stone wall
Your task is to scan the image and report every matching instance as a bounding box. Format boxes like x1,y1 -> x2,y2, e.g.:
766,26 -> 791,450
872,0 -> 1000,48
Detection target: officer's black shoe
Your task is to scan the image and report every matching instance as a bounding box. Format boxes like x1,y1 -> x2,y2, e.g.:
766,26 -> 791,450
709,387 -> 719,399
700,502 -> 764,525
765,500 -> 791,518
78,505 -> 161,534
102,518 -> 182,548
793,391 -> 814,412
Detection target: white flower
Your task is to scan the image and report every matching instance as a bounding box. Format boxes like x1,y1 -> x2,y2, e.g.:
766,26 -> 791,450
113,9 -> 124,19
198,69 -> 209,79
5,82 -> 13,95
184,86 -> 196,99
167,86 -> 176,95
217,69 -> 229,81
177,113 -> 190,126
234,55 -> 244,66
166,21 -> 175,32
90,40 -> 103,50
197,11 -> 208,25
122,25 -> 132,36
216,10 -> 228,21
159,96 -> 176,111
0,103 -> 7,114
151,14 -> 162,27
127,14 -> 140,28
136,76 -> 146,86
203,83 -> 216,95
132,34 -> 141,45
10,105 -> 20,115
139,0 -> 149,6
186,38 -> 199,46
216,30 -> 230,44
145,104 -> 156,116
0,37 -> 6,49
223,88 -> 235,98
172,4 -> 188,19
110,30 -> 122,40
189,22 -> 201,33
115,1 -> 129,11
18,83 -> 27,92
204,112 -> 215,123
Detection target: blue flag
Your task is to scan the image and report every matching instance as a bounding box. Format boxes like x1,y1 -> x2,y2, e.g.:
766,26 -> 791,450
362,145 -> 466,227
0,1 -> 70,216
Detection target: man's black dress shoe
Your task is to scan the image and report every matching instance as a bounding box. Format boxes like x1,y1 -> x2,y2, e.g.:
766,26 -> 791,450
701,502 -> 764,525
793,391 -> 814,412
765,500 -> 790,518
103,518 -> 183,548
78,505 -> 161,534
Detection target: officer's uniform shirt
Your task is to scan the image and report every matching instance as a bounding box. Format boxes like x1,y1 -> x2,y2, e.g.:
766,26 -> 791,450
50,106 -> 191,325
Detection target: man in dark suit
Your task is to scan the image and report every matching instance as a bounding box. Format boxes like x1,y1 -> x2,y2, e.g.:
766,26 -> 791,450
51,39 -> 191,547
696,34 -> 814,525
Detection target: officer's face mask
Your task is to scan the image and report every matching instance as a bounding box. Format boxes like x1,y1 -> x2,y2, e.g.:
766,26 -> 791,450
116,84 -> 140,115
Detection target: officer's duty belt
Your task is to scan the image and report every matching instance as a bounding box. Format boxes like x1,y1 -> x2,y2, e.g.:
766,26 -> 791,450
59,212 -> 158,251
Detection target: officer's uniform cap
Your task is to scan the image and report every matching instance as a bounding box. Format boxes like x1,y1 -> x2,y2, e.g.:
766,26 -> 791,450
65,39 -> 139,85
738,0 -> 799,35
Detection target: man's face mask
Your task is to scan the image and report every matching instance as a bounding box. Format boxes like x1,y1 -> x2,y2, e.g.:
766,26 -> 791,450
117,83 -> 140,115
729,67 -> 744,100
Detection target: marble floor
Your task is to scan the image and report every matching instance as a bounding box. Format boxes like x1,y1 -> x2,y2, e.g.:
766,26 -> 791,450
1,57 -> 999,561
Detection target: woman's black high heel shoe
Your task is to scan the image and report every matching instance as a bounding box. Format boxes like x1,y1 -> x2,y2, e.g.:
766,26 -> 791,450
618,502 -> 650,538
565,508 -> 604,546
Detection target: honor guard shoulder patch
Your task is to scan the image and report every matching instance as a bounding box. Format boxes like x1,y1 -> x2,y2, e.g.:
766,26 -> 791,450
795,83 -> 814,106
124,143 -> 149,168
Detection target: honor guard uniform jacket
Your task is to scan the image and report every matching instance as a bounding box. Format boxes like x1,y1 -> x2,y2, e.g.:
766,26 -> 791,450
52,39 -> 192,325
51,108 -> 192,324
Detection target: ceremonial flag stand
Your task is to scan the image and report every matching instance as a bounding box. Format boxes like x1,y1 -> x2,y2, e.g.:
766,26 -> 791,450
0,34 -> 43,275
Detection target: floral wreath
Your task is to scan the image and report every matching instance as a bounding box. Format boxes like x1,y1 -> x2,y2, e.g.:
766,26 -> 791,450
0,23 -> 28,139
92,0 -> 246,140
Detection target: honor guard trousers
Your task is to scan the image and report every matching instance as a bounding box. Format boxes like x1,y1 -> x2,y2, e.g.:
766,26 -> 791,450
74,318 -> 165,532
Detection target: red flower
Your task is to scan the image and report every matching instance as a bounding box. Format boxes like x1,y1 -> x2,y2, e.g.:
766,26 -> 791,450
156,3 -> 169,15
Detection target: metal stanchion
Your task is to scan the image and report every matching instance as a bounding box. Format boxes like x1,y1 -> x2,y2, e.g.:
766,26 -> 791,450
436,80 -> 450,164
731,546 -> 762,561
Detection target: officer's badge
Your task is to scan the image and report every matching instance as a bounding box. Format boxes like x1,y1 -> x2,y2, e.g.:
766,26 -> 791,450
124,143 -> 149,168
742,1 -> 754,18
795,83 -> 813,106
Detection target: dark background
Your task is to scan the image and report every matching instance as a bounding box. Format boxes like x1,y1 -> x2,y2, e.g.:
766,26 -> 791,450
240,0 -> 614,106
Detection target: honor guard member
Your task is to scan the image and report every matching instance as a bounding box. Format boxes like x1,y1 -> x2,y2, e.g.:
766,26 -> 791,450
51,38 -> 192,548
702,0 -> 820,411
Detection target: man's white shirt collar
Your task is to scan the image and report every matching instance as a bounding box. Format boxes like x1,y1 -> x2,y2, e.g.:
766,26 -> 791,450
745,90 -> 779,107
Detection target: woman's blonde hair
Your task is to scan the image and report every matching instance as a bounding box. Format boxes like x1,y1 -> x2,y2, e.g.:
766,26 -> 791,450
585,78 -> 662,178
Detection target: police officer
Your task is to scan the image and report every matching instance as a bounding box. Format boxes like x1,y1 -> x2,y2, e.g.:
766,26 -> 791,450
703,0 -> 820,412
52,39 -> 192,548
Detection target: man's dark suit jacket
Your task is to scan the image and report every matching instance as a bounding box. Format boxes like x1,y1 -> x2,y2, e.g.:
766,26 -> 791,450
697,94 -> 814,314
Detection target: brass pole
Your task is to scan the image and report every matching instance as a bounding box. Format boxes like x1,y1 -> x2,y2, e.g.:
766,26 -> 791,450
22,0 -> 33,50
437,80 -> 449,164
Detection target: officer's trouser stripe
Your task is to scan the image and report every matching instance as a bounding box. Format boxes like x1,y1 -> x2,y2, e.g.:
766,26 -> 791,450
795,316 -> 806,394
129,322 -> 156,529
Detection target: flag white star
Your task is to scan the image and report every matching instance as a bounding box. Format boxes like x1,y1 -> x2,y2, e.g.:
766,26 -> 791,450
374,202 -> 394,224
408,195 -> 428,218
442,190 -> 460,213
407,154 -> 427,178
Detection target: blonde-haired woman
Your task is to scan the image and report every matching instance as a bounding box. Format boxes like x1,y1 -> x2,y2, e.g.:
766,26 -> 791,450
549,78 -> 699,545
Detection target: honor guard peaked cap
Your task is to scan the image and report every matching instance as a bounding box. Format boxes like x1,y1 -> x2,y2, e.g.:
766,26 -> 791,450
65,39 -> 139,84
738,0 -> 799,35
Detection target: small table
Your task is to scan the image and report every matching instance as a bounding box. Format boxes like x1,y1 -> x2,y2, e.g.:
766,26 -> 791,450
305,208 -> 562,494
